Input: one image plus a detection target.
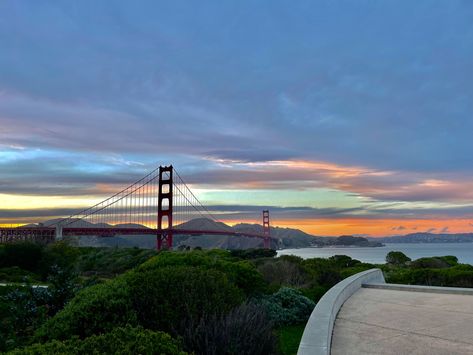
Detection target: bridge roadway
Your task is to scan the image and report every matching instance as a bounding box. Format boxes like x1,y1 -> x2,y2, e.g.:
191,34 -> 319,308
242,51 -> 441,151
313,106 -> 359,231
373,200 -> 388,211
0,226 -> 269,242
331,286 -> 473,354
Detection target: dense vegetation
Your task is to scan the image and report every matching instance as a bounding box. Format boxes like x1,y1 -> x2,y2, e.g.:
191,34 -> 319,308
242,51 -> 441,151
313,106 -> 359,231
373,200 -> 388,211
1,242 -> 473,354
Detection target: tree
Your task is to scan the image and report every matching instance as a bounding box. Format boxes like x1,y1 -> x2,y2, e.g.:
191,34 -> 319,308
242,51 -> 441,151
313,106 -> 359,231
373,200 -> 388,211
386,251 -> 411,266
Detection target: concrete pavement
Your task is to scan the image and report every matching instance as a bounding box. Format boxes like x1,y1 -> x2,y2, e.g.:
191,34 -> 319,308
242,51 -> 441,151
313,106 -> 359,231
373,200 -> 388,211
331,287 -> 473,355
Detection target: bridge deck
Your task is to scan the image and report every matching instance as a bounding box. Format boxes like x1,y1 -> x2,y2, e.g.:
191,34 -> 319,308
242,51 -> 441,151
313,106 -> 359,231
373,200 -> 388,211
331,287 -> 473,354
0,227 -> 269,242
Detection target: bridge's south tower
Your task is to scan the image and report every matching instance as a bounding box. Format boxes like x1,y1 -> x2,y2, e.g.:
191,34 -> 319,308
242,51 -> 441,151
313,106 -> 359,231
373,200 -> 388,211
263,210 -> 271,249
157,165 -> 173,250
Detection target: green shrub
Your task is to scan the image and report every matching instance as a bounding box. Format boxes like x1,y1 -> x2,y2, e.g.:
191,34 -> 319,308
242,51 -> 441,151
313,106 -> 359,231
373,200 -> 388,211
35,277 -> 137,341
411,257 -> 452,269
301,285 -> 328,302
0,266 -> 40,283
230,248 -> 277,259
38,242 -> 81,278
260,287 -> 315,326
138,251 -> 267,296
439,255 -> 459,266
128,266 -> 244,334
257,259 -> 308,288
75,247 -> 157,277
0,243 -> 44,272
0,286 -> 51,351
385,264 -> 473,287
340,264 -> 374,279
10,326 -> 186,354
329,255 -> 361,267
276,324 -> 305,355
386,251 -> 411,266
181,302 -> 276,355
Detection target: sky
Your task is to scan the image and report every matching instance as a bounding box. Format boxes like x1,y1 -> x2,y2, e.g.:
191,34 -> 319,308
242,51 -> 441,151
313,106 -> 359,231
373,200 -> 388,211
1,1 -> 473,236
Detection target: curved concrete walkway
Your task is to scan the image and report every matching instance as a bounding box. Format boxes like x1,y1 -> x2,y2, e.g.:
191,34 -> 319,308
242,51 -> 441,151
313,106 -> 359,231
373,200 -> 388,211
331,287 -> 473,355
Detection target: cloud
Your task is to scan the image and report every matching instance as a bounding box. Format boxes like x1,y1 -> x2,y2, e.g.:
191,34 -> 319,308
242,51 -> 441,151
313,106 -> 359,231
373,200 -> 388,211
0,1 -> 473,173
391,226 -> 407,231
440,226 -> 450,233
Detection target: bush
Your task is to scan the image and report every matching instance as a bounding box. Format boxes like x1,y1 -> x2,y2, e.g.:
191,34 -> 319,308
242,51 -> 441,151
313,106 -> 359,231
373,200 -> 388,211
329,255 -> 361,267
386,251 -> 411,266
0,243 -> 44,272
138,251 -> 267,296
75,247 -> 157,277
10,326 -> 187,354
38,242 -> 81,278
230,248 -> 277,259
0,266 -> 40,283
410,257 -> 450,269
35,277 -> 137,341
257,259 -> 308,288
0,286 -> 51,351
182,302 -> 276,355
128,266 -> 244,334
260,287 -> 315,326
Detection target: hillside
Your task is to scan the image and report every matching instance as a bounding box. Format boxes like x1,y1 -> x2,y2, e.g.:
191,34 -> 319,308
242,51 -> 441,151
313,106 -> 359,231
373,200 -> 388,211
31,217 -> 381,249
369,233 -> 473,243
62,218 -> 320,249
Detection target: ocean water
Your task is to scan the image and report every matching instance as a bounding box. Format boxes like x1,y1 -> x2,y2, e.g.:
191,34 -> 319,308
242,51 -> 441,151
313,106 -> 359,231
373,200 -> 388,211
277,243 -> 473,265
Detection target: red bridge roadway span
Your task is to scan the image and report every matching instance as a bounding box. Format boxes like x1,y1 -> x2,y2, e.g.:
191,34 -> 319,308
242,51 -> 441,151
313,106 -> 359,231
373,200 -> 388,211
0,227 -> 272,242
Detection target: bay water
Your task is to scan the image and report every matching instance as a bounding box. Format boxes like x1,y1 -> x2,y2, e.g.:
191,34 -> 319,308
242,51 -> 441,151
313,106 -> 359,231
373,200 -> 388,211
277,243 -> 473,265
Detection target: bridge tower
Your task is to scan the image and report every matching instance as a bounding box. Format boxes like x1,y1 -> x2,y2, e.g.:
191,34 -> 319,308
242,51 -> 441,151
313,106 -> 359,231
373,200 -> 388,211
263,210 -> 271,249
157,165 -> 173,250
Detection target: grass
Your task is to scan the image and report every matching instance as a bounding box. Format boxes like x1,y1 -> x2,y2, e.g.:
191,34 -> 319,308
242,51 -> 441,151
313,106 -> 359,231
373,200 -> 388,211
276,323 -> 306,355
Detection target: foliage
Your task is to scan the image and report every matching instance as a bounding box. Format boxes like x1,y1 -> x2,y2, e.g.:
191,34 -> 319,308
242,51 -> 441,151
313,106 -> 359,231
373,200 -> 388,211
138,250 -> 267,296
0,266 -> 40,283
9,326 -> 186,355
128,265 -> 244,335
181,302 -> 276,355
386,251 -> 411,266
386,264 -> 473,287
38,242 -> 82,278
46,265 -> 79,315
230,248 -> 277,259
276,324 -> 306,355
35,277 -> 137,341
257,259 -> 308,288
75,246 -> 157,277
0,286 -> 51,351
410,256 -> 457,269
0,243 -> 44,272
0,243 -> 158,284
260,287 -> 314,326
329,255 -> 363,268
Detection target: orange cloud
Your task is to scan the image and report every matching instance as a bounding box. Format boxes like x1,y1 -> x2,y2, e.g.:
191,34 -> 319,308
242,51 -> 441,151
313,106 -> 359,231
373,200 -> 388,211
262,218 -> 473,237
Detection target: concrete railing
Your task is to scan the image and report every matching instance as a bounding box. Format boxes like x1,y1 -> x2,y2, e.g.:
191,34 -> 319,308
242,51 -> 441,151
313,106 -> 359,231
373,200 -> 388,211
297,268 -> 385,355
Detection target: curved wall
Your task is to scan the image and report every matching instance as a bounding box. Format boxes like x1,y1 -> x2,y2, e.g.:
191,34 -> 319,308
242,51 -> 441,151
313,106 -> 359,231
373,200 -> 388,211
297,268 -> 385,355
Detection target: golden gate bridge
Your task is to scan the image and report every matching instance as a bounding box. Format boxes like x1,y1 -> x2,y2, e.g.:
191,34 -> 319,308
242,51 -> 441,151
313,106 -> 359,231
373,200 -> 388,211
0,165 -> 272,250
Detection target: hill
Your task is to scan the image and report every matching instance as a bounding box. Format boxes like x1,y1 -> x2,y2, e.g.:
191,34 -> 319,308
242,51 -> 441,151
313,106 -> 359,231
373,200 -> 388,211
28,218 -> 381,249
369,232 -> 473,243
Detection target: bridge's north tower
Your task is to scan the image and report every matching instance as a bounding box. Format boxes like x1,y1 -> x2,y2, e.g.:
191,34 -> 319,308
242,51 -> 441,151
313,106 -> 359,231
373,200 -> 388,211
157,165 -> 173,250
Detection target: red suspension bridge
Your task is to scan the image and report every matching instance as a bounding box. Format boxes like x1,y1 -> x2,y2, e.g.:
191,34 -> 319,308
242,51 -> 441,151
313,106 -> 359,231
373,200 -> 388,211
0,165 -> 273,250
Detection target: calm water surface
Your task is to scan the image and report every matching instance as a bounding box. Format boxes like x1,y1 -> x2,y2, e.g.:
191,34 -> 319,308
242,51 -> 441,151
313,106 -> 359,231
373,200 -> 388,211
277,243 -> 473,265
